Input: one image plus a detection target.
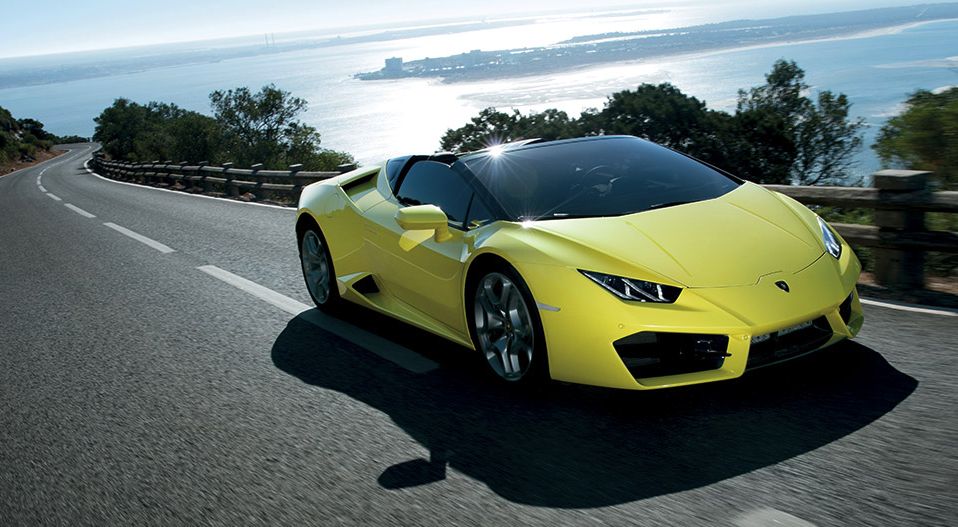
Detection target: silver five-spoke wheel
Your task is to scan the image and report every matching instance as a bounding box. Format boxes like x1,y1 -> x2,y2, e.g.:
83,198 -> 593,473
301,229 -> 334,307
474,271 -> 537,381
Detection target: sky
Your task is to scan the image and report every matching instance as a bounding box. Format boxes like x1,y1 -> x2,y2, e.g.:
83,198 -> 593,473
2,0 -> 951,59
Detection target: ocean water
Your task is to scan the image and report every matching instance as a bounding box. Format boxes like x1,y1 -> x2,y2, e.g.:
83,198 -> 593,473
1,13 -> 955,181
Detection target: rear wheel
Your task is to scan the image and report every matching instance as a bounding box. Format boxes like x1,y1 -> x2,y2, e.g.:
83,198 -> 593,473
470,265 -> 547,384
299,226 -> 339,310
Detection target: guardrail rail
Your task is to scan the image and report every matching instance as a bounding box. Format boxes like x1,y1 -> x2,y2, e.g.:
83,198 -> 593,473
90,153 -> 350,203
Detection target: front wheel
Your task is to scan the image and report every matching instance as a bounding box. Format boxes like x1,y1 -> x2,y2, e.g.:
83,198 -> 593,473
299,226 -> 339,310
470,266 -> 547,384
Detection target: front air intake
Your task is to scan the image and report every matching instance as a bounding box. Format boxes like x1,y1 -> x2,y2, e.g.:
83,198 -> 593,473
613,332 -> 729,379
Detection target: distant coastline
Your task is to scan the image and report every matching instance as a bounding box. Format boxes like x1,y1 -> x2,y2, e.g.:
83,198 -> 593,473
356,4 -> 958,83
622,18 -> 958,71
0,19 -> 534,90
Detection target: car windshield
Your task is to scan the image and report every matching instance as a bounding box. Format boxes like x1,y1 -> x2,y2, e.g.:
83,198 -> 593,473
458,136 -> 741,221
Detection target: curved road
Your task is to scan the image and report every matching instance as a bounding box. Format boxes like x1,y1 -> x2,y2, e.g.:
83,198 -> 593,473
1,145 -> 955,526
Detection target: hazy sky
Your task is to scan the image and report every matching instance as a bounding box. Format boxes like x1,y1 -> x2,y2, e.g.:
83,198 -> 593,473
2,0 -> 949,59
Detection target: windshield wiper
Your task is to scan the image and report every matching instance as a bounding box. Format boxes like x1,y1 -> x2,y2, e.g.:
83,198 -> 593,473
517,212 -> 599,221
648,200 -> 696,210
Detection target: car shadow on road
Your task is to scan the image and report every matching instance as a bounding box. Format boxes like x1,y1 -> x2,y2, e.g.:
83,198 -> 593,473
271,307 -> 916,508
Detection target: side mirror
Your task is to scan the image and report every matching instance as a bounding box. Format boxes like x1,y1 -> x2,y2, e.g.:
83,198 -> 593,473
395,205 -> 452,242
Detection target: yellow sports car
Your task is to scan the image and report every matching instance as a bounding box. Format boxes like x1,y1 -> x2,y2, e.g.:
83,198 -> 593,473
296,136 -> 863,390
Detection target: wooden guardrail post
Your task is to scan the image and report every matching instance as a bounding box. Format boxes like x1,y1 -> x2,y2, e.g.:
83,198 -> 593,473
176,162 -> 188,188
218,163 -> 233,195
872,170 -> 931,289
246,163 -> 263,199
195,161 -> 208,190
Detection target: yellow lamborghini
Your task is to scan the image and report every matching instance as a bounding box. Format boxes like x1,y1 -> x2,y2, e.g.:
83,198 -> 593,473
295,136 -> 863,390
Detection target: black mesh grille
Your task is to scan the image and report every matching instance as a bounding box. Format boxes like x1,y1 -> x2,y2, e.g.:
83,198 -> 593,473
746,316 -> 834,370
614,333 -> 729,379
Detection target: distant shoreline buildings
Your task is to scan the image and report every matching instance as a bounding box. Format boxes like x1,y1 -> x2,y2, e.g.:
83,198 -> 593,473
356,3 -> 958,83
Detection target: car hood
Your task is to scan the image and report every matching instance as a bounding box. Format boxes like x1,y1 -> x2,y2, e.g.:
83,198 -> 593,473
530,183 -> 824,288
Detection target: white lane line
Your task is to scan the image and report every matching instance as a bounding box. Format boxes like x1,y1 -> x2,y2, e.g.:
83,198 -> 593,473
46,193 -> 62,201
38,185 -> 47,192
39,150 -> 82,176
735,508 -> 817,527
198,265 -> 311,315
103,222 -> 175,253
860,297 -> 958,317
64,204 -> 96,218
197,265 -> 439,374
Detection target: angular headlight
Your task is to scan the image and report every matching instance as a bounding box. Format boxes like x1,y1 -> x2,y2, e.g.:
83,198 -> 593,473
580,270 -> 681,303
818,217 -> 842,259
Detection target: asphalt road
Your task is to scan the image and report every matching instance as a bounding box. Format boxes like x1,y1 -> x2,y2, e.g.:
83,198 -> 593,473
1,145 -> 955,526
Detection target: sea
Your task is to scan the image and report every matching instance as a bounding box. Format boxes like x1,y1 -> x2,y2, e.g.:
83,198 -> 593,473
1,9 -> 956,183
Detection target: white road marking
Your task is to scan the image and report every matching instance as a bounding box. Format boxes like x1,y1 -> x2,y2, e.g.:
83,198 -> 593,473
36,177 -> 41,185
735,508 -> 817,527
103,222 -> 175,253
40,145 -> 89,176
197,265 -> 439,374
198,265 -> 311,315
38,185 -> 47,192
860,297 -> 958,317
46,193 -> 62,201
64,204 -> 96,218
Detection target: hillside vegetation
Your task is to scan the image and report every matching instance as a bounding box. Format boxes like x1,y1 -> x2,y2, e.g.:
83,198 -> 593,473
93,84 -> 353,172
1,106 -> 56,165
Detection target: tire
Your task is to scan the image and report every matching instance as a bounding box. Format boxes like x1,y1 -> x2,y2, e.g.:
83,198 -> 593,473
299,225 -> 339,311
469,264 -> 548,384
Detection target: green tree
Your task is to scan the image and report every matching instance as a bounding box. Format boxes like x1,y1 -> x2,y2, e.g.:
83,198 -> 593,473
210,84 -> 308,168
793,91 -> 864,185
440,108 -> 524,153
93,98 -> 153,161
439,107 -> 578,153
586,83 -> 721,154
208,84 -> 351,169
735,59 -> 863,185
874,87 -> 958,190
169,112 -> 222,165
94,99 -> 223,164
721,106 -> 795,184
284,121 -> 355,171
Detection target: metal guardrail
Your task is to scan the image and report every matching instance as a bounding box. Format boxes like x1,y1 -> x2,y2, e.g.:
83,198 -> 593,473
89,154 -> 350,203
90,156 -> 956,290
768,170 -> 957,290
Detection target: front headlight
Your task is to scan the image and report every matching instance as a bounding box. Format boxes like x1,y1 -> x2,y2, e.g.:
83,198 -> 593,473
580,270 -> 681,303
818,217 -> 842,259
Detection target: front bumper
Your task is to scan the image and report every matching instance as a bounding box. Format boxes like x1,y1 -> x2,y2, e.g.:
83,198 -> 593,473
519,252 -> 863,390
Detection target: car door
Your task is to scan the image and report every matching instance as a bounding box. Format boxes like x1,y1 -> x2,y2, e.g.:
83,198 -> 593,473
363,160 -> 482,334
